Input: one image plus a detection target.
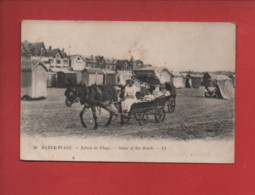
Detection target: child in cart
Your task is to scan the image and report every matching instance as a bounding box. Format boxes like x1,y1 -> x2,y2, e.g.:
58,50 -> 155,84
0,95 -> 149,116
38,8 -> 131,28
160,83 -> 171,96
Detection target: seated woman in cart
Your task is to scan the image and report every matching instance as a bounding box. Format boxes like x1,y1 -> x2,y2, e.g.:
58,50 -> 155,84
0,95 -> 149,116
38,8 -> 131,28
121,79 -> 139,113
160,83 -> 171,96
152,84 -> 163,97
152,84 -> 171,97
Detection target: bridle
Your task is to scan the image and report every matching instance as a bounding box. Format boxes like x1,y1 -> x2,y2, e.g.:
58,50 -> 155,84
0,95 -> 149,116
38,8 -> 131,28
65,87 -> 79,107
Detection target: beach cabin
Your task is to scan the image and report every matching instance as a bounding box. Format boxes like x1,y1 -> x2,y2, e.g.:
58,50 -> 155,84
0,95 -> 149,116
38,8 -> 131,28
21,59 -> 48,99
47,71 -> 57,88
169,72 -> 185,88
186,74 -> 203,88
74,71 -> 83,85
81,68 -> 104,86
56,70 -> 77,88
102,70 -> 117,85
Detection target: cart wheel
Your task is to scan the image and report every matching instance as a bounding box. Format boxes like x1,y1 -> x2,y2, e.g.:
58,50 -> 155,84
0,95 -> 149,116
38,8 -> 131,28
155,107 -> 166,123
139,113 -> 148,126
167,98 -> 176,113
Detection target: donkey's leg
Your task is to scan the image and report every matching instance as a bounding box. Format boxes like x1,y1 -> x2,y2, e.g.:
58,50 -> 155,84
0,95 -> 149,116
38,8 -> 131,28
106,112 -> 113,127
80,106 -> 87,128
121,114 -> 124,125
91,105 -> 98,130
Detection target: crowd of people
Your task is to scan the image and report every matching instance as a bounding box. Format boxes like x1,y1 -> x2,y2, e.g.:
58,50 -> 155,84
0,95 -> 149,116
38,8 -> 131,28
118,79 -> 172,113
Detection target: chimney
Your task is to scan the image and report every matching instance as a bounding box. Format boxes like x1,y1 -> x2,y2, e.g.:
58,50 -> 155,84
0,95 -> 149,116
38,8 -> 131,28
49,46 -> 52,51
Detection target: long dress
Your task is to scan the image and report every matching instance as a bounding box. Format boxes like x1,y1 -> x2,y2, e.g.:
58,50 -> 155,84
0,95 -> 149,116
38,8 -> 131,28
121,85 -> 139,113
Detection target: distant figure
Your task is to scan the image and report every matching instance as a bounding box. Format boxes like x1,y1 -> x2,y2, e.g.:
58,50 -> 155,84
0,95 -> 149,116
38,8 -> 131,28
121,79 -> 139,113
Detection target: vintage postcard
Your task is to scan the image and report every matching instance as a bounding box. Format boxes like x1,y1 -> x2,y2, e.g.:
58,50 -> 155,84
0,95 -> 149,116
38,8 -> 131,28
20,20 -> 235,163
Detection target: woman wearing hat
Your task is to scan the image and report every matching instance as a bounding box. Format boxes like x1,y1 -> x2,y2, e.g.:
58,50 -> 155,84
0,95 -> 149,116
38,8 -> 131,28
122,79 -> 139,113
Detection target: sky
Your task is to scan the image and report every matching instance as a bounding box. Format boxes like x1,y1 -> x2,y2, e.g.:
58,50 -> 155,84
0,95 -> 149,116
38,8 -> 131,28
22,20 -> 236,72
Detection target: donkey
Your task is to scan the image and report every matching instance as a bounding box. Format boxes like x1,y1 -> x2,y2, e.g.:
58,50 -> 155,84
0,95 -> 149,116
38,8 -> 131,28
64,83 -> 119,129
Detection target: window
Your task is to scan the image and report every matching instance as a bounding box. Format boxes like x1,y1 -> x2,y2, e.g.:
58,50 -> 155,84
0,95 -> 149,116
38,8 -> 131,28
57,59 -> 61,64
76,57 -> 81,63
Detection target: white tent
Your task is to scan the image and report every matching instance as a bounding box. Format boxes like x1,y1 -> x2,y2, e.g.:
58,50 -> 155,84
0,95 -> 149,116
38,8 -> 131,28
216,75 -> 235,100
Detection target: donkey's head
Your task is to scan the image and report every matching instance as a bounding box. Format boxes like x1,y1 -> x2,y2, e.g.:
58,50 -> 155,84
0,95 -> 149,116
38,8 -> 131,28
64,87 -> 78,107
64,79 -> 81,107
64,79 -> 90,107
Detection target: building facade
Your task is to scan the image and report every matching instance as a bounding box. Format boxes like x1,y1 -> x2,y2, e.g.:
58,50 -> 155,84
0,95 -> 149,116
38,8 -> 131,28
70,55 -> 87,71
21,41 -> 70,69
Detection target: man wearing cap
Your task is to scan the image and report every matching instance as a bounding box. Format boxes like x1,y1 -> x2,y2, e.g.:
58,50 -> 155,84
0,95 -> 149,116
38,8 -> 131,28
122,79 -> 139,113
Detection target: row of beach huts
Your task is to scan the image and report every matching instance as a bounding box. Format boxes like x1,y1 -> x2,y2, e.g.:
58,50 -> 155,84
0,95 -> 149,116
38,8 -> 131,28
21,59 -> 119,99
21,59 -> 235,99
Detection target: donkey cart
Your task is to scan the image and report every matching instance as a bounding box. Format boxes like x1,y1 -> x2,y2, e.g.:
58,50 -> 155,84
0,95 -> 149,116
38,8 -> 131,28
121,95 -> 175,126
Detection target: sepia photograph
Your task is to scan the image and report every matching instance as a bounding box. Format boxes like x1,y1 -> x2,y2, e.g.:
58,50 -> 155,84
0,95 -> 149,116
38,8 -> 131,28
20,20 -> 235,163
